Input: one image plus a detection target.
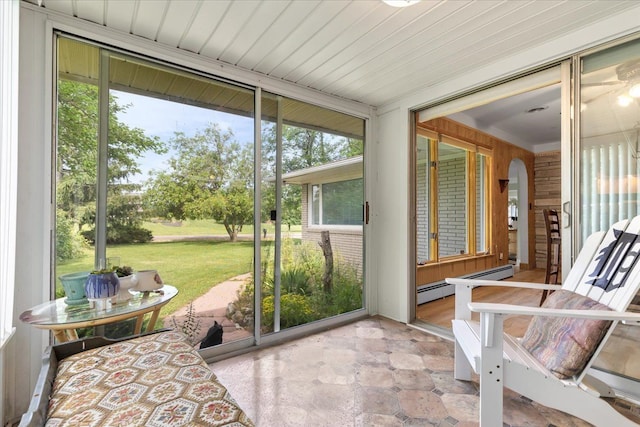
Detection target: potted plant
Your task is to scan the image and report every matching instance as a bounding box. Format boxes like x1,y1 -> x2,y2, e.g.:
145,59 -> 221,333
85,268 -> 120,310
113,265 -> 137,303
59,271 -> 90,305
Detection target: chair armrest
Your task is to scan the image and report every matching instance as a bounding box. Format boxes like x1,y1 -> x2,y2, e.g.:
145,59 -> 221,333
468,302 -> 640,324
446,277 -> 559,290
448,278 -> 560,321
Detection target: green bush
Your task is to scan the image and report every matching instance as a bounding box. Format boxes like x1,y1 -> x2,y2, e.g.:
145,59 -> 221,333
262,293 -> 315,331
231,236 -> 363,333
55,209 -> 87,261
280,267 -> 311,295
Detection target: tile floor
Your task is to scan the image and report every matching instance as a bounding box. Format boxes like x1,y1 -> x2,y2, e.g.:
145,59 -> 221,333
210,316 -> 637,426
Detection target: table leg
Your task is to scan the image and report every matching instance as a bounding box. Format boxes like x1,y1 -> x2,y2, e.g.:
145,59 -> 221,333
134,315 -> 144,335
146,308 -> 161,332
53,330 -> 68,343
66,329 -> 79,341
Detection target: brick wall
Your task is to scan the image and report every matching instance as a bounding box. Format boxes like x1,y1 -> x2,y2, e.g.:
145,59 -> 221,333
534,151 -> 561,270
438,156 -> 467,256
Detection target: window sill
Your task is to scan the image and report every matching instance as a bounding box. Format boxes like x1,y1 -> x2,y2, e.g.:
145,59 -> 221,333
307,225 -> 362,234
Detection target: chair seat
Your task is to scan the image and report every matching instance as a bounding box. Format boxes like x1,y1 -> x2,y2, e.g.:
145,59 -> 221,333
452,319 -> 576,386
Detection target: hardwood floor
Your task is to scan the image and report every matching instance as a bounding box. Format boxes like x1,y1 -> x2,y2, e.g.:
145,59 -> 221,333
416,268 -> 548,337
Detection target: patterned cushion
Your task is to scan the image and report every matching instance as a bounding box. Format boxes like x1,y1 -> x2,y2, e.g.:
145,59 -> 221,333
520,290 -> 612,379
46,330 -> 254,426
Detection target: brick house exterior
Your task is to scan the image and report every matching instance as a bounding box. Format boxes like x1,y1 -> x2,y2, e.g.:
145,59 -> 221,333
281,156 -> 363,275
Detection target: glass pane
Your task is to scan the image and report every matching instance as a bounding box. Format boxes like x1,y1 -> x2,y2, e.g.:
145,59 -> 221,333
476,153 -> 488,254
321,179 -> 363,225
311,184 -> 320,225
55,38 -> 99,302
416,135 -> 430,263
580,38 -> 640,390
56,36 -> 255,346
261,91 -> 365,334
438,142 -> 468,257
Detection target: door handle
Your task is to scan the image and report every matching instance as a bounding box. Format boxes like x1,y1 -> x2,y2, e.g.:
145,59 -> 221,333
562,201 -> 571,228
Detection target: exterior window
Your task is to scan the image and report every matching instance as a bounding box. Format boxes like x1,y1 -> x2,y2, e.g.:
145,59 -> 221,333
310,179 -> 363,226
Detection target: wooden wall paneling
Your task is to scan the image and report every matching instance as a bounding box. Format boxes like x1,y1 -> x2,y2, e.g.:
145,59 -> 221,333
534,151 -> 561,270
416,117 -> 535,286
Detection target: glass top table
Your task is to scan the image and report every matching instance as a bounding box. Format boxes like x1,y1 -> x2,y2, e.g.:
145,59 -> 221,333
20,285 -> 178,342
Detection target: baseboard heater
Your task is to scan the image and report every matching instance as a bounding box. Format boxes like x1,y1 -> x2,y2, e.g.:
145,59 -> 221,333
417,264 -> 515,305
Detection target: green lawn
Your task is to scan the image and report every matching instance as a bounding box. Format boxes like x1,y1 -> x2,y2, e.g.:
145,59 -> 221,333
144,219 -> 301,236
56,240 -> 254,316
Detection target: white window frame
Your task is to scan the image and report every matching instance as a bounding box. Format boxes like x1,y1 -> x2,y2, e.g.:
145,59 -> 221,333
307,179 -> 363,231
0,0 -> 19,351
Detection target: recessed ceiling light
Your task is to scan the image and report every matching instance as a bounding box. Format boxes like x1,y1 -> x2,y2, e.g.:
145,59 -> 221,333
526,106 -> 548,113
383,0 -> 421,7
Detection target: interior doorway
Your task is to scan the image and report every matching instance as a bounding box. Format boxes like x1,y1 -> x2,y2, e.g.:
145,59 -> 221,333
508,158 -> 529,270
413,66 -> 563,330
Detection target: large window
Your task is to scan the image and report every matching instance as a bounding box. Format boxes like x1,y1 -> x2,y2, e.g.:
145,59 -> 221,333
55,35 -> 255,344
54,34 -> 366,349
417,132 -> 491,263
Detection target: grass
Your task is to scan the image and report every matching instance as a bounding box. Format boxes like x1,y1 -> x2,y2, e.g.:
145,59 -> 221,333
56,240 -> 254,316
143,219 -> 301,236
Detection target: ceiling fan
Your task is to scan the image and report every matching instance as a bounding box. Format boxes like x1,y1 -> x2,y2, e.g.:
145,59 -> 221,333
582,58 -> 640,106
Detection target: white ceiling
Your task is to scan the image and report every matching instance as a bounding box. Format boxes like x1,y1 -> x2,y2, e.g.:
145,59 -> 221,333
24,0 -> 640,151
26,0 -> 638,108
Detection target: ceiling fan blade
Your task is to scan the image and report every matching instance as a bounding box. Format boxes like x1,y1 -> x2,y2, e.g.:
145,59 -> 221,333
582,81 -> 624,87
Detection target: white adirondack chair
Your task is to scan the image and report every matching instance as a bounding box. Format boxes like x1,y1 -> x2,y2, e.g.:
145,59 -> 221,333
447,216 -> 640,426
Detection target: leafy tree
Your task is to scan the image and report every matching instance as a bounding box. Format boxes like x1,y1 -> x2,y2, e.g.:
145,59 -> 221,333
260,122 -> 362,230
144,124 -> 254,241
56,80 -> 164,250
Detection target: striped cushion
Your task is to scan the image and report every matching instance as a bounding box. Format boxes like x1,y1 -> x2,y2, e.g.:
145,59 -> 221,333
520,290 -> 612,379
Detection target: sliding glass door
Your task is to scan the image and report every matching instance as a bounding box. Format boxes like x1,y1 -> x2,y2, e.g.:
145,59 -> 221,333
55,35 -> 255,346
578,37 -> 640,397
259,91 -> 366,336
54,34 -> 367,351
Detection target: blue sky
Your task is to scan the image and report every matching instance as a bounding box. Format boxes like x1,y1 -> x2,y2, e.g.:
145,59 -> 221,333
113,90 -> 254,183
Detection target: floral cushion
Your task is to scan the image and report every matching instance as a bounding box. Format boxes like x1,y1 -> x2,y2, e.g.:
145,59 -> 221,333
46,330 -> 254,426
520,289 -> 612,379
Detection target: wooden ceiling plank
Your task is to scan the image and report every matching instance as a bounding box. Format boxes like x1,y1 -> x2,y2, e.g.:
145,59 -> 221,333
131,0 -> 168,42
199,0 -> 263,61
75,0 -> 105,26
104,0 -> 136,34
217,1 -> 290,66
252,0 -> 347,75
178,1 -> 230,54
155,0 -> 200,48
236,0 -> 320,71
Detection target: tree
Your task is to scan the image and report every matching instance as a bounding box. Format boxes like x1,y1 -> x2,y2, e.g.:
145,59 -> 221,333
144,124 -> 254,241
260,122 -> 361,230
56,80 -> 164,251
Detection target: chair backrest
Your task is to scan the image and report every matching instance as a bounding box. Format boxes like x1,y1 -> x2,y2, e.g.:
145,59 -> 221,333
543,208 -> 561,285
561,216 -> 640,312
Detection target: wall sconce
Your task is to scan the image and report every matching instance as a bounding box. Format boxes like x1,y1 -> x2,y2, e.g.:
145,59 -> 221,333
499,179 -> 509,193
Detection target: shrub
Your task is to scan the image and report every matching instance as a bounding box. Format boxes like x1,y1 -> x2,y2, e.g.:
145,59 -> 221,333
262,293 -> 315,331
55,209 -> 87,261
280,267 -> 311,295
229,237 -> 363,333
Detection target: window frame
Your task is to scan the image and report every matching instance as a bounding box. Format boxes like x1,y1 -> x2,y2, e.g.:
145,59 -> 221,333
425,134 -> 492,263
307,178 -> 364,231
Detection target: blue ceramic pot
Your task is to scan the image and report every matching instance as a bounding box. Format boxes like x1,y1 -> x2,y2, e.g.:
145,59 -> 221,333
85,272 -> 120,300
59,271 -> 89,305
